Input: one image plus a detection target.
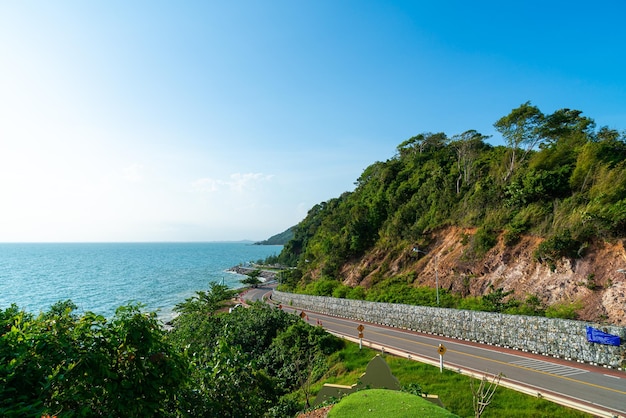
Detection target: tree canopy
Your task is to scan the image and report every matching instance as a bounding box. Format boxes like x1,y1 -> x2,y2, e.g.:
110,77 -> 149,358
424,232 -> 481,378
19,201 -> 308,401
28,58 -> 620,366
240,269 -> 263,288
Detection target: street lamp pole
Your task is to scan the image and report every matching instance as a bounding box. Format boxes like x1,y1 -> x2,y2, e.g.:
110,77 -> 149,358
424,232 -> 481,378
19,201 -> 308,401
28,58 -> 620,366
435,255 -> 439,306
412,247 -> 439,306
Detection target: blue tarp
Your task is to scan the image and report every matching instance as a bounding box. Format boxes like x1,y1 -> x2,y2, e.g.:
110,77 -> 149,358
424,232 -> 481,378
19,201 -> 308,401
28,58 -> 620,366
586,326 -> 621,346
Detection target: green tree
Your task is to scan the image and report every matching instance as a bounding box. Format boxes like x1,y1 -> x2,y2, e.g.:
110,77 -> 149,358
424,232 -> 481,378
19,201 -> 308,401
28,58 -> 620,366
220,302 -> 298,359
482,287 -> 516,312
175,281 -> 236,316
494,102 -> 545,182
539,108 -> 595,145
0,302 -> 186,417
261,320 -> 343,407
241,269 -> 263,288
178,338 -> 275,418
449,130 -> 489,194
170,301 -> 302,416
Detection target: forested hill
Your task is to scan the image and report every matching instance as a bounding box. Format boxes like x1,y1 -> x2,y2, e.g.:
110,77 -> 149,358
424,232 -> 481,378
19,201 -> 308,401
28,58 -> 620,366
273,102 -> 626,325
255,226 -> 295,245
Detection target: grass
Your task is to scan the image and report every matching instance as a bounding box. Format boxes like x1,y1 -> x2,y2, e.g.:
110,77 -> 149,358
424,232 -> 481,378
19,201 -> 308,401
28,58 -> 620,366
308,342 -> 591,418
327,389 -> 459,418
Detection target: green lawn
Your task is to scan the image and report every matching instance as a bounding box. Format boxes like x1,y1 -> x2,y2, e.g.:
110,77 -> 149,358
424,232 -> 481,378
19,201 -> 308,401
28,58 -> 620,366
311,343 -> 591,418
327,389 -> 459,418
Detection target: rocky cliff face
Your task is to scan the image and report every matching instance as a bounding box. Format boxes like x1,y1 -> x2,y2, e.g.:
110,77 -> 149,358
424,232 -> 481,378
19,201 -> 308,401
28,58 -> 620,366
339,227 -> 626,325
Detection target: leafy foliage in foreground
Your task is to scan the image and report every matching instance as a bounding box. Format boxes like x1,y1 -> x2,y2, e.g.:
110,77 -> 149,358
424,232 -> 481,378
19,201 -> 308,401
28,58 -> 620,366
170,289 -> 343,416
274,103 -> 626,307
0,285 -> 343,417
1,286 -> 591,417
0,301 -> 186,417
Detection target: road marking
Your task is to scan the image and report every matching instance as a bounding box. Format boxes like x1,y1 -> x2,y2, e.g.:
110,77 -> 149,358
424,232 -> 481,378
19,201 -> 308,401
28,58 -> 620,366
510,359 -> 589,377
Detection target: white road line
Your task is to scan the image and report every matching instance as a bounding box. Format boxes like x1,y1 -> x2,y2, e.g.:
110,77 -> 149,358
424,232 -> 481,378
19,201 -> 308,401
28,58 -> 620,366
510,359 -> 589,377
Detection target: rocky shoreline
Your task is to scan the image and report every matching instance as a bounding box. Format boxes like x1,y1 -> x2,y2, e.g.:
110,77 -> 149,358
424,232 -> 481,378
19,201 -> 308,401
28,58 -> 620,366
228,266 -> 278,281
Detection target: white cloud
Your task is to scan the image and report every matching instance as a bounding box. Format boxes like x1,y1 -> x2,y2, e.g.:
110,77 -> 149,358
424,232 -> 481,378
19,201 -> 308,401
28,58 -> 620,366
191,172 -> 273,193
228,172 -> 274,192
191,178 -> 222,193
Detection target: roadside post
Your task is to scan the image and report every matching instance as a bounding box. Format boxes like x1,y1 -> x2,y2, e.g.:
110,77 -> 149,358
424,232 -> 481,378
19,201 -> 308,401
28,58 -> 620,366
437,343 -> 447,373
357,324 -> 365,349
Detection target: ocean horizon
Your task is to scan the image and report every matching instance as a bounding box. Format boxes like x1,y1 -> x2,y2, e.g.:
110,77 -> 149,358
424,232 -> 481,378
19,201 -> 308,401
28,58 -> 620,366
0,242 -> 282,322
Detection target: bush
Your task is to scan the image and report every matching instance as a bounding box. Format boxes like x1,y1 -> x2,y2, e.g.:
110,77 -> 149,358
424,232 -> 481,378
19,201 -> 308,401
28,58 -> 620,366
0,302 -> 186,417
265,393 -> 302,418
503,218 -> 530,246
471,226 -> 498,257
305,278 -> 341,296
534,229 -> 583,270
504,294 -> 545,316
347,286 -> 367,300
456,296 -> 486,311
481,287 -> 516,313
332,284 -> 351,298
545,300 -> 583,319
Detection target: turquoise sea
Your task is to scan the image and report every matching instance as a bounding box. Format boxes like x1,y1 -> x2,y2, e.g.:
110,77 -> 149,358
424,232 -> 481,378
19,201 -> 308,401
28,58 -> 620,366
0,242 -> 282,322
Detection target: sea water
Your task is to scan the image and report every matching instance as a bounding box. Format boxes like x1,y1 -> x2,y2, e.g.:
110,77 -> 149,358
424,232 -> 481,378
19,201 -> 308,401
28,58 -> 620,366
0,242 -> 282,321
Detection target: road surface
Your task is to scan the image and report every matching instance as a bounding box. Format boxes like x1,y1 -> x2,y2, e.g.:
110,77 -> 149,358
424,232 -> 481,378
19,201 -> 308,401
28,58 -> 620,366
242,284 -> 626,417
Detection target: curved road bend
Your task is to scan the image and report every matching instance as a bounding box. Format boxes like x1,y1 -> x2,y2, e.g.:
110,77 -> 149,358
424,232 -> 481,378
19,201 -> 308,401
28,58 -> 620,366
242,285 -> 626,417
239,282 -> 276,304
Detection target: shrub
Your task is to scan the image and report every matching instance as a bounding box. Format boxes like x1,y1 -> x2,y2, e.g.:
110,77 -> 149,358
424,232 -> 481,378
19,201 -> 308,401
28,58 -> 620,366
504,294 -> 545,316
347,286 -> 367,300
503,218 -> 530,246
332,284 -> 351,298
265,393 -> 302,418
545,300 -> 583,319
471,227 -> 497,257
0,302 -> 186,417
533,229 -> 582,270
482,287 -> 516,313
311,279 -> 341,296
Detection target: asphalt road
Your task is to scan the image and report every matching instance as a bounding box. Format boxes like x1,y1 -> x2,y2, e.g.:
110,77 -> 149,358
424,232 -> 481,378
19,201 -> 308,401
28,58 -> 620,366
239,283 -> 275,303
242,284 -> 626,417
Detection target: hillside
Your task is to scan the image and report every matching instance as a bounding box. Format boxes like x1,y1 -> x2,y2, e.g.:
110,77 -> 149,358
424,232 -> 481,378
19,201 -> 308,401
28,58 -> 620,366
273,103 -> 626,325
255,226 -> 295,245
340,226 -> 626,325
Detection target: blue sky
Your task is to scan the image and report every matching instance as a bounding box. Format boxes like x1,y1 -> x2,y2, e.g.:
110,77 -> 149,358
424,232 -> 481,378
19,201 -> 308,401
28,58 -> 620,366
1,1 -> 625,242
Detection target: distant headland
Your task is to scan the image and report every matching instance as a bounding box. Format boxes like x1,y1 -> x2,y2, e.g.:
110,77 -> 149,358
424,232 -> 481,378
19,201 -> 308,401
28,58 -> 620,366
254,226 -> 294,245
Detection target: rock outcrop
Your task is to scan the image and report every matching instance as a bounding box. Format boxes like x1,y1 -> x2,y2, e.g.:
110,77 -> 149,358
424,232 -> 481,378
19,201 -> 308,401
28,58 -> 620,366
228,266 -> 278,281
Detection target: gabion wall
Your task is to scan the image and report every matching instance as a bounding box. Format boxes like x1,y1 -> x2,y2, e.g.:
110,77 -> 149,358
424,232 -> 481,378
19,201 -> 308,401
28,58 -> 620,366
273,291 -> 626,368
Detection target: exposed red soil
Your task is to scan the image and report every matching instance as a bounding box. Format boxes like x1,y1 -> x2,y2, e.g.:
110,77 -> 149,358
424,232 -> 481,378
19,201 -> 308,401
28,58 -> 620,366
338,227 -> 626,325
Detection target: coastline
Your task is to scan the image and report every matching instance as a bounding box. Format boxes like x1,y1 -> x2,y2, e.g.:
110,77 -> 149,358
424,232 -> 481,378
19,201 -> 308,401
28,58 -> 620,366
161,266 -> 277,329
1,242 -> 282,319
227,265 -> 278,281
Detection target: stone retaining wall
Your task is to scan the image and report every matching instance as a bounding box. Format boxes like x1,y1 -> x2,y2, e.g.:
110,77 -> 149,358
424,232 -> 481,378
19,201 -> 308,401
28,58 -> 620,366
272,291 -> 626,369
